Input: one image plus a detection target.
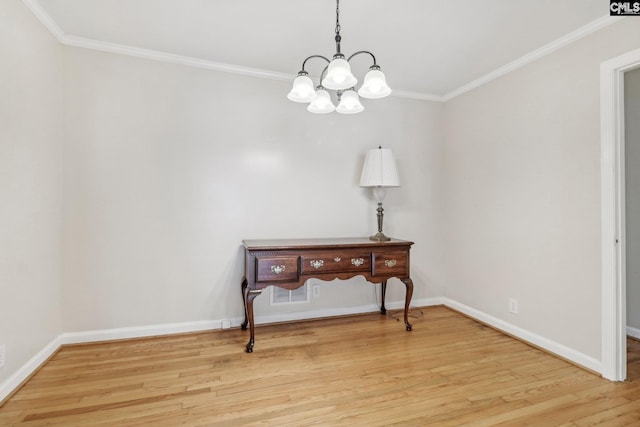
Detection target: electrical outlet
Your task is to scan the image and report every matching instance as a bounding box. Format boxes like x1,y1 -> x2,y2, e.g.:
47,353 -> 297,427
0,344 -> 5,368
509,298 -> 519,314
221,320 -> 231,330
312,285 -> 320,298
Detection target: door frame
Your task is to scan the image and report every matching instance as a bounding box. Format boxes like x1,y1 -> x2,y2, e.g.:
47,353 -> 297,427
601,47 -> 640,381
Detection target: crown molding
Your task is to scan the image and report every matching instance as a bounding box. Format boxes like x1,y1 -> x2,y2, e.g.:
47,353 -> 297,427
21,0 -> 441,102
391,90 -> 443,103
442,15 -> 625,101
60,34 -> 444,102
22,0 -> 625,104
21,0 -> 64,39
62,34 -> 295,82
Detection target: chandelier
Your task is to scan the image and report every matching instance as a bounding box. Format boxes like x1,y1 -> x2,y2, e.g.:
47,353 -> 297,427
287,0 -> 391,114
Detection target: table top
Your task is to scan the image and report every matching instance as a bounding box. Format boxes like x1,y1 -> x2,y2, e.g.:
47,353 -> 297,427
243,237 -> 414,251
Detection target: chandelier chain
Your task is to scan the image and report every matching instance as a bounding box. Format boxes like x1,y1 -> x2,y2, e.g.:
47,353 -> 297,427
335,0 -> 341,35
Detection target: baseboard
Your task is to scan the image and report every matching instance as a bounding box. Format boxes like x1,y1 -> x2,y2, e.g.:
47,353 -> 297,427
6,297 -> 601,402
59,297 -> 444,344
1,296 -> 602,404
253,297 -> 443,326
627,325 -> 640,340
0,297 -> 442,403
59,319 -> 224,345
0,335 -> 63,405
442,298 -> 602,374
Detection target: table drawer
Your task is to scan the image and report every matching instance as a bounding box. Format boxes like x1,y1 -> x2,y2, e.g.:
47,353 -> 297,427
255,256 -> 300,282
372,251 -> 409,277
300,252 -> 371,274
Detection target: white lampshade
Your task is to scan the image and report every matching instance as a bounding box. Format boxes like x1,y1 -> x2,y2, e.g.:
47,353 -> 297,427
307,89 -> 336,114
322,57 -> 357,90
336,89 -> 364,114
287,74 -> 316,103
360,147 -> 400,187
358,68 -> 391,99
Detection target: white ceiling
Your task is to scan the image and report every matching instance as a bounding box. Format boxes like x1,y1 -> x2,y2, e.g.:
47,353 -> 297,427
31,0 -> 612,100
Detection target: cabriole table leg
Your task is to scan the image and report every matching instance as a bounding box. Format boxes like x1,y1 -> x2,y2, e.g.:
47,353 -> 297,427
380,280 -> 387,315
241,278 -> 249,330
244,289 -> 261,353
402,277 -> 414,331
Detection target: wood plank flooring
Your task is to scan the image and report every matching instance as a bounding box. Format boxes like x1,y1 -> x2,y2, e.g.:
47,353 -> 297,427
1,306 -> 640,426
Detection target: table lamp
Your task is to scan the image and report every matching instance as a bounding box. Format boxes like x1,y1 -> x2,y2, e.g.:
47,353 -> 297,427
359,146 -> 400,241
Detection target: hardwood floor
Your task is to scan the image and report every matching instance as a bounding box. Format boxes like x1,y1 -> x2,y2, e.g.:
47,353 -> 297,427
1,306 -> 640,426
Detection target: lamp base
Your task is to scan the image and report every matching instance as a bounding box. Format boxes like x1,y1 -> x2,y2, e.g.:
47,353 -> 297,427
369,232 -> 391,242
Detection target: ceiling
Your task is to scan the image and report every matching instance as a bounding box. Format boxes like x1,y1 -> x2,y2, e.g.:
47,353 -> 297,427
31,0 -> 612,100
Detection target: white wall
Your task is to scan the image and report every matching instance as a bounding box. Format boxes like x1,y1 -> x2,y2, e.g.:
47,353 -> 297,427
0,0 -> 63,385
626,67 -> 640,331
61,47 -> 444,332
442,18 -> 640,360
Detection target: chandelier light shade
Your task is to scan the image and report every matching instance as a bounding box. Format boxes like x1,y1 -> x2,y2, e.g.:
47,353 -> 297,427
360,146 -> 400,242
308,89 -> 336,114
358,66 -> 392,99
287,72 -> 316,103
287,0 -> 391,114
336,89 -> 364,114
322,57 -> 357,90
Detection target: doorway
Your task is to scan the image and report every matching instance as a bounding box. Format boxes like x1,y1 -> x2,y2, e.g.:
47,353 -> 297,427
625,68 -> 640,379
601,48 -> 640,381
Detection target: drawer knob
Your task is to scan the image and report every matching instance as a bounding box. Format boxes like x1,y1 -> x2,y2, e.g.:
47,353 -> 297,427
351,258 -> 364,267
310,260 -> 324,269
270,265 -> 286,274
385,259 -> 397,267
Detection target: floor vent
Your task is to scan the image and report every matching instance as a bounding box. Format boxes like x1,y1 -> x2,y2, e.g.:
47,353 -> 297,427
270,283 -> 310,305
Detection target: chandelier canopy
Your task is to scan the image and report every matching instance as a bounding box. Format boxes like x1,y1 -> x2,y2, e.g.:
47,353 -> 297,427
287,0 -> 391,114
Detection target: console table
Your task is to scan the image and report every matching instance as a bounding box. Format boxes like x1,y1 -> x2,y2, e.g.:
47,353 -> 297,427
240,237 -> 414,353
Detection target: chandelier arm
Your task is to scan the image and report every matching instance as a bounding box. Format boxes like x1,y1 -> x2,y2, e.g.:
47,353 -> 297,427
301,55 -> 331,72
319,65 -> 330,86
346,50 -> 378,66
